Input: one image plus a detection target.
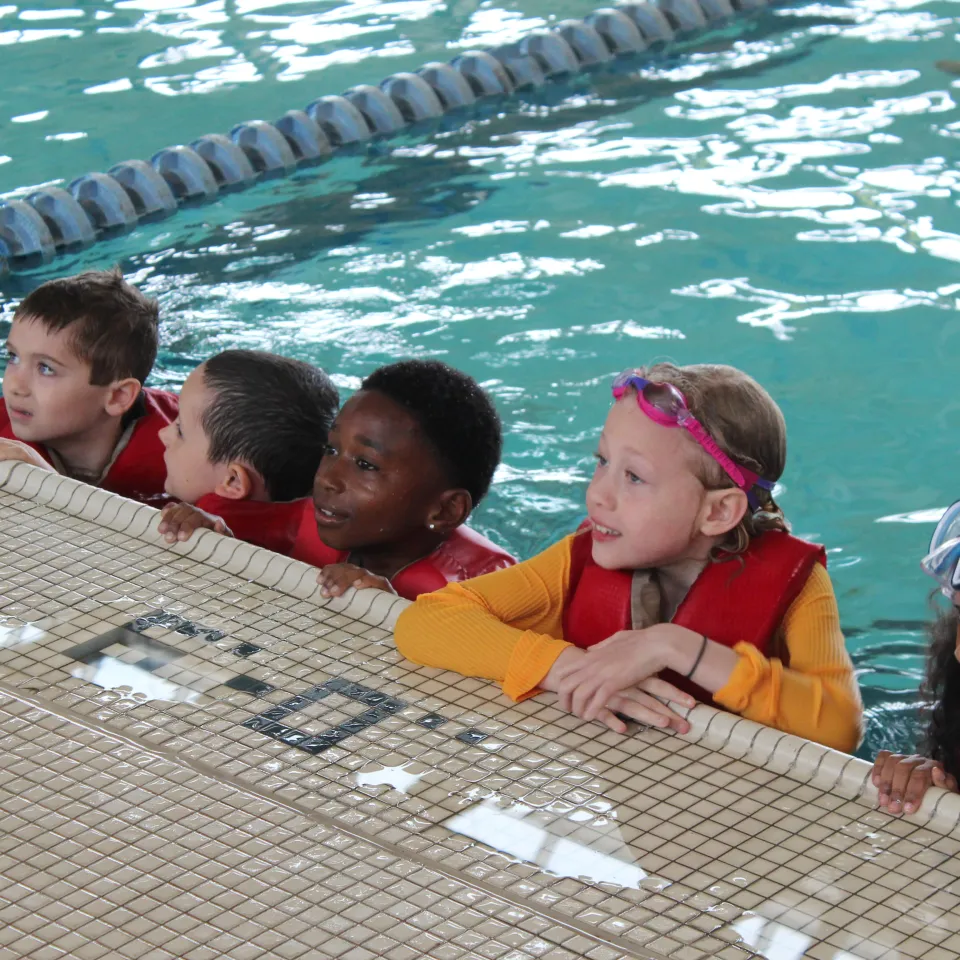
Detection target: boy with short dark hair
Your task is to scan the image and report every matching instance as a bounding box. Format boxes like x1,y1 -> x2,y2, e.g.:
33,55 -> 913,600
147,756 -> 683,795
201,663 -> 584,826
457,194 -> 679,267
161,358 -> 516,600
157,349 -> 339,549
0,267 -> 177,503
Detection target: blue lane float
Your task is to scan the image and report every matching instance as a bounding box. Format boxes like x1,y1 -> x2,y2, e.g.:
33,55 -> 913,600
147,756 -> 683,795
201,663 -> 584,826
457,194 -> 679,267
0,0 -> 775,275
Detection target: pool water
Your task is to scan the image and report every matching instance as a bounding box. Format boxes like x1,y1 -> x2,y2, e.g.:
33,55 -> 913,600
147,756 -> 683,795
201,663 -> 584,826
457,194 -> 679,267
2,0 -> 959,761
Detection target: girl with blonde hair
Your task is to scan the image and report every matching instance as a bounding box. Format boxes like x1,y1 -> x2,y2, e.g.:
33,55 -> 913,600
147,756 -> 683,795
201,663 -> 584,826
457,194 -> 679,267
395,363 -> 863,752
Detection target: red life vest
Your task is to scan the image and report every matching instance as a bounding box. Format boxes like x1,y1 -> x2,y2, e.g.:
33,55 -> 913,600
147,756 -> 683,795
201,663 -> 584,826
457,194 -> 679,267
195,495 -> 517,600
389,526 -> 516,600
194,494 -> 313,559
0,388 -> 177,505
562,528 -> 826,700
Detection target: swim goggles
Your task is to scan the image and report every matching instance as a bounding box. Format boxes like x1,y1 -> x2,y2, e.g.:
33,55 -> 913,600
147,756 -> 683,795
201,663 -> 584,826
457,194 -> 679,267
921,499 -> 960,595
612,370 -> 774,508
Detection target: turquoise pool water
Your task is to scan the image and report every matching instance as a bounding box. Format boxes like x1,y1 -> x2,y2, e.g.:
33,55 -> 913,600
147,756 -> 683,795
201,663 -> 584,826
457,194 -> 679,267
2,0 -> 959,760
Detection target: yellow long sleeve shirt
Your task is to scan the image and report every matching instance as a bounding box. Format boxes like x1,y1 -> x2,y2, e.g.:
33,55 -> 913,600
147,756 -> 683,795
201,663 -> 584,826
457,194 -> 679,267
395,535 -> 863,753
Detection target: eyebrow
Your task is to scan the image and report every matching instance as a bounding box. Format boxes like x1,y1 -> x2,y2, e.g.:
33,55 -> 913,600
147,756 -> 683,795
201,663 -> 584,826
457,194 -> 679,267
355,433 -> 385,453
5,342 -> 67,367
622,446 -> 656,469
600,434 -> 655,470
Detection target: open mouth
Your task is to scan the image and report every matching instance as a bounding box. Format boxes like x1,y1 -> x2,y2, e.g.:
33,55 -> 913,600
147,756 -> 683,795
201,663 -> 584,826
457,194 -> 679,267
591,521 -> 621,540
314,503 -> 349,527
8,407 -> 32,421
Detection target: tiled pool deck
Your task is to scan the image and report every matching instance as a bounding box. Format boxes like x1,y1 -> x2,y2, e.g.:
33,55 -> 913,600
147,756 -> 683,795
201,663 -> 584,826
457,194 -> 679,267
0,462 -> 957,960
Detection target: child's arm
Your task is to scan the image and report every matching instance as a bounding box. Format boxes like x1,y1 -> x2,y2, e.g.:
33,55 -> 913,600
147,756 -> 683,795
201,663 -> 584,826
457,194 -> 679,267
551,564 -> 862,752
871,751 -> 959,814
158,502 -> 233,544
0,439 -> 54,471
395,536 -> 692,732
711,562 -> 862,752
317,563 -> 395,598
395,536 -> 575,693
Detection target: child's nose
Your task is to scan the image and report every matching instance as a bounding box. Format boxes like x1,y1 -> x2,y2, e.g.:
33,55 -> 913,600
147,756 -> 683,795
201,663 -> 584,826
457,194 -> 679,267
314,460 -> 344,493
4,366 -> 27,396
586,473 -> 614,511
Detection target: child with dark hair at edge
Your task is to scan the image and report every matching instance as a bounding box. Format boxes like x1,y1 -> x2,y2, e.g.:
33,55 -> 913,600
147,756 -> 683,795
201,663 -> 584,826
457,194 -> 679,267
394,363 -> 863,751
871,504 -> 960,815
156,349 -> 338,535
161,359 -> 516,601
0,267 -> 177,503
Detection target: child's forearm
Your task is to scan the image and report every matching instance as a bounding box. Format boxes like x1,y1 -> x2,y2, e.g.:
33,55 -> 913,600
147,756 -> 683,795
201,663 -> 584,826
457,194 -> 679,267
711,563 -> 862,752
714,648 -> 863,752
395,582 -> 568,693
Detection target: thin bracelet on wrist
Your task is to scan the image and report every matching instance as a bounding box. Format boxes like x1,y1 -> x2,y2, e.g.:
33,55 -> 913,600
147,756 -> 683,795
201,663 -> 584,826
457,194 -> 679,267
686,634 -> 709,680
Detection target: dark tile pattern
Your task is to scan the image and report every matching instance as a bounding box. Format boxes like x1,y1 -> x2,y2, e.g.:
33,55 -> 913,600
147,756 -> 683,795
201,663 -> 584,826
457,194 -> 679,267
242,678 -> 408,754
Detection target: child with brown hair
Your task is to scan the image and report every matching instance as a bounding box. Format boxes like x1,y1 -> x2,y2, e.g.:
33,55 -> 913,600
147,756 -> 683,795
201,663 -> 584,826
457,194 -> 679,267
395,363 -> 863,751
0,267 -> 176,503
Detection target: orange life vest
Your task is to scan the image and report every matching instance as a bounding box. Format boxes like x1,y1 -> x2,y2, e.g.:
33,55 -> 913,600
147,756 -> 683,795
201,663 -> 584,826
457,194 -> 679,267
0,388 -> 177,505
562,528 -> 826,700
195,495 -> 517,601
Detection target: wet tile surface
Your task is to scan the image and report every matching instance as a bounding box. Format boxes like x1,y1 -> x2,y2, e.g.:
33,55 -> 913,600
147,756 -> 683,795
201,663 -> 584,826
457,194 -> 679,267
0,463 -> 958,960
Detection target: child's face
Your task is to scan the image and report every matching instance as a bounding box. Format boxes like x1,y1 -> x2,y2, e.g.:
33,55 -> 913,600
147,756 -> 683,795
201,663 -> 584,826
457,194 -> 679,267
312,390 -> 449,552
159,364 -> 228,503
3,318 -> 114,444
586,396 -> 712,571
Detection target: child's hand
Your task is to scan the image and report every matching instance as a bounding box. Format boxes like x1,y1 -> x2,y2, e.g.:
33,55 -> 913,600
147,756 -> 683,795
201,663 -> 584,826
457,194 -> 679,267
158,502 -> 233,544
551,624 -> 700,723
542,646 -> 693,735
317,563 -> 396,599
872,751 -> 959,814
0,439 -> 53,471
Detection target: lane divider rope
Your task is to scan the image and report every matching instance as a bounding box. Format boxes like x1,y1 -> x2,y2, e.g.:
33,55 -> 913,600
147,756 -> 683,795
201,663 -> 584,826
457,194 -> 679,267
0,0 -> 775,276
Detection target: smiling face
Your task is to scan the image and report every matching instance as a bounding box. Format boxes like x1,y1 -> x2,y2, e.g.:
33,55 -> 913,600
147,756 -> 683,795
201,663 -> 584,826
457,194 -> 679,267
2,317 -> 115,446
586,395 -> 743,571
158,364 -> 230,504
311,390 -> 451,553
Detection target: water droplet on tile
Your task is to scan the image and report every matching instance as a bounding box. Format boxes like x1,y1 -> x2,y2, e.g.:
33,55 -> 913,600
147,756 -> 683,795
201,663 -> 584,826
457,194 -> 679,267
355,762 -> 425,794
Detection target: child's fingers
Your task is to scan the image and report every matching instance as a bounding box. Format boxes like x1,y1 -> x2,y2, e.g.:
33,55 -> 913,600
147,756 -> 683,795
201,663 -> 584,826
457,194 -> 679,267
317,566 -> 354,598
613,688 -> 691,734
595,706 -> 628,735
902,767 -> 935,814
871,750 -> 892,785
874,752 -> 907,806
886,756 -> 925,813
637,676 -> 696,709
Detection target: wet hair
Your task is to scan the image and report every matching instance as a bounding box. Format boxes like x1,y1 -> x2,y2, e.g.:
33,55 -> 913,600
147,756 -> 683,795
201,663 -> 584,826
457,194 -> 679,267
14,267 -> 159,386
201,350 -> 339,502
921,607 -> 960,781
361,359 -> 502,509
637,362 -> 789,554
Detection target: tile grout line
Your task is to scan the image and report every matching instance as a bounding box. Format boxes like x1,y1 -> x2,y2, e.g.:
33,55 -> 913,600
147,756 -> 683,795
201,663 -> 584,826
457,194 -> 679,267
0,678 -> 672,960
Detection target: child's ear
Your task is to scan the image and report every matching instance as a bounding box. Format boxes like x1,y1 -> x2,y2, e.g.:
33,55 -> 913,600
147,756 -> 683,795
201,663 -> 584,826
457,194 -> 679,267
426,489 -> 473,534
699,488 -> 748,538
104,378 -> 142,418
214,463 -> 255,501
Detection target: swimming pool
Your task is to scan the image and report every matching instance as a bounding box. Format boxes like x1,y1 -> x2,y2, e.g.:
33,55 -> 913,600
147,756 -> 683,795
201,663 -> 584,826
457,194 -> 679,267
2,0 -> 959,760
